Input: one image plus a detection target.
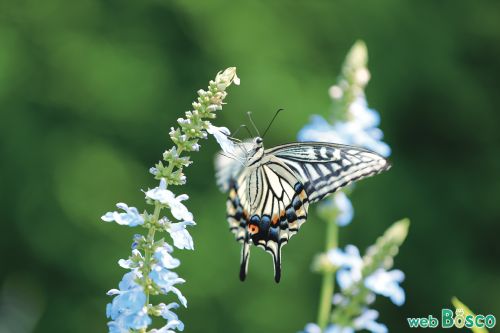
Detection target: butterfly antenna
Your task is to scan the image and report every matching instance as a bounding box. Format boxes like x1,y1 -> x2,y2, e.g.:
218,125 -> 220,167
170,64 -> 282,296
246,112 -> 261,137
231,124 -> 254,140
262,108 -> 284,139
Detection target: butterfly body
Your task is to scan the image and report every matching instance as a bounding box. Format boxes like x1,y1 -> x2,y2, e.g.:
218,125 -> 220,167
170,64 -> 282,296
216,137 -> 390,282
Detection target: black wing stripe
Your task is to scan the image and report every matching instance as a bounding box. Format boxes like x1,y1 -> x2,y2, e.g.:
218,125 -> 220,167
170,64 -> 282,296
267,142 -> 390,203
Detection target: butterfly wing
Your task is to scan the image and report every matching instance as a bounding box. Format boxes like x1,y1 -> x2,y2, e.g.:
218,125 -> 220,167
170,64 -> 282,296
265,142 -> 391,202
226,157 -> 309,283
220,141 -> 390,283
214,141 -> 254,192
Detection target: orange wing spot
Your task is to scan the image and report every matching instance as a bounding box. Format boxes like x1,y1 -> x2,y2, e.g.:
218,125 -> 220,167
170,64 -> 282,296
242,210 -> 249,220
299,190 -> 307,201
248,224 -> 259,234
280,210 -> 286,218
272,215 -> 279,225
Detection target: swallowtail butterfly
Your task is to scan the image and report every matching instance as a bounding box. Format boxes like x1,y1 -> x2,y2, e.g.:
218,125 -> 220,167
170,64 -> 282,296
215,137 -> 390,282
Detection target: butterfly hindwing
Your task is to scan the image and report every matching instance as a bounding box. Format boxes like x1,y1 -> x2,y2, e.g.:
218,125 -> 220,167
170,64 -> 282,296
266,142 -> 390,202
226,158 -> 309,282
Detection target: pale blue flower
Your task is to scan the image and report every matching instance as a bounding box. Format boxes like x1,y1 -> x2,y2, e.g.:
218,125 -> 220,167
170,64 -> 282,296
107,307 -> 151,333
106,271 -> 151,331
131,234 -> 144,250
299,323 -> 355,333
150,315 -> 184,333
318,309 -> 386,333
118,249 -> 143,269
101,203 -> 144,227
146,243 -> 188,307
149,166 -> 159,175
325,325 -> 354,333
334,193 -> 353,226
365,268 -> 405,306
327,245 -> 363,290
348,98 -> 380,128
168,221 -> 195,250
108,320 -> 129,333
318,192 -> 354,226
154,244 -> 181,269
332,192 -> 353,226
298,115 -> 341,143
297,97 -> 390,158
298,112 -> 390,157
145,179 -> 194,222
150,266 -> 187,307
299,323 -> 322,333
155,302 -> 184,332
352,309 -> 387,333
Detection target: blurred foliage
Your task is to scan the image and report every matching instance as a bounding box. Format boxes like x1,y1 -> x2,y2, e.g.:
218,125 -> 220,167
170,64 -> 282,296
0,1 -> 499,332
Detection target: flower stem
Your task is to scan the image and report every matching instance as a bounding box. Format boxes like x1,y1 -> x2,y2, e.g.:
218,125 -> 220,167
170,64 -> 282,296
144,203 -> 161,305
317,219 -> 338,330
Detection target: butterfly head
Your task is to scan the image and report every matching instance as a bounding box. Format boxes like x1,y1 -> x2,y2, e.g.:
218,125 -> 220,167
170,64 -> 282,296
245,137 -> 264,166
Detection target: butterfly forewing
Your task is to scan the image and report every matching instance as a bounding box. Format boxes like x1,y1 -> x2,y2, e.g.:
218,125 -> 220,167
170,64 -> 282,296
266,142 -> 390,202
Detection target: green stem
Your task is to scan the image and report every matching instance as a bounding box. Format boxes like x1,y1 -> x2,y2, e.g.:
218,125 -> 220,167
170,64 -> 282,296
144,204 -> 161,306
317,218 -> 339,330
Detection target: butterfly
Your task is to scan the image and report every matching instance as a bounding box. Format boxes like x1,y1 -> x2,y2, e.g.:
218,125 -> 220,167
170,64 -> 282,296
215,137 -> 390,282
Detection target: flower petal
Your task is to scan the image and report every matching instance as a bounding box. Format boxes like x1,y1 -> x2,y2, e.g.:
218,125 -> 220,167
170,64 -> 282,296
207,124 -> 237,156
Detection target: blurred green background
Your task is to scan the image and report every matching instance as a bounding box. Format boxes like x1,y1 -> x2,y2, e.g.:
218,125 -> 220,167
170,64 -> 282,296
1,0 -> 499,332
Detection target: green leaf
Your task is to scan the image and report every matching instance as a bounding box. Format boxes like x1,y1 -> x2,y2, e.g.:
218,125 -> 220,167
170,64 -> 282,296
452,297 -> 489,333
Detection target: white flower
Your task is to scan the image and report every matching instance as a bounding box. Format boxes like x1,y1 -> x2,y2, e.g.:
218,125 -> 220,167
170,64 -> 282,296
191,143 -> 200,151
101,203 -> 144,227
365,268 -> 405,306
145,179 -> 194,222
168,221 -> 195,250
215,67 -> 240,90
353,309 -> 387,333
354,68 -> 370,86
206,124 -> 237,156
327,245 -> 363,290
329,85 -> 343,100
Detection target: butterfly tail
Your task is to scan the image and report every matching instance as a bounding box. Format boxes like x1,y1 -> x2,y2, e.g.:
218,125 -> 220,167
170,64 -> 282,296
239,241 -> 251,281
271,244 -> 282,283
